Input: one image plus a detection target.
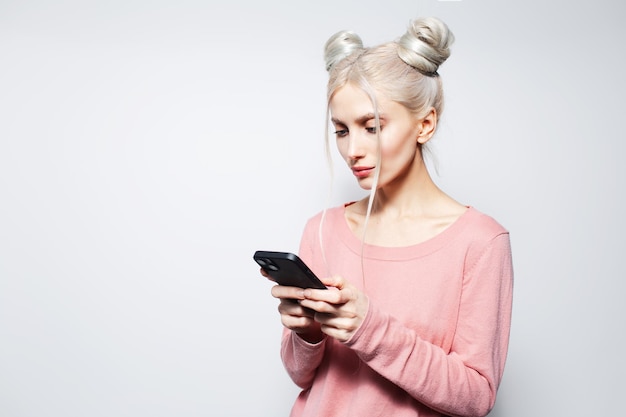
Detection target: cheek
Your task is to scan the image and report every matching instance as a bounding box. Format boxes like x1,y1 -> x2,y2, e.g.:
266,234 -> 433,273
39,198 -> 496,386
378,138 -> 419,177
335,139 -> 349,159
380,134 -> 416,162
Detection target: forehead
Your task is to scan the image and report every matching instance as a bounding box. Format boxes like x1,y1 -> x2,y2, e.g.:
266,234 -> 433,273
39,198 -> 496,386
329,83 -> 404,122
330,84 -> 374,117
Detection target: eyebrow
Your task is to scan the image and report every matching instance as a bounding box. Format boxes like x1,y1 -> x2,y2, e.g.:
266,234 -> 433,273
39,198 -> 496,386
331,113 -> 385,125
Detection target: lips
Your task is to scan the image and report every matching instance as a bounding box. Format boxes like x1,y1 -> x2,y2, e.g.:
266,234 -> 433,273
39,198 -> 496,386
351,166 -> 375,178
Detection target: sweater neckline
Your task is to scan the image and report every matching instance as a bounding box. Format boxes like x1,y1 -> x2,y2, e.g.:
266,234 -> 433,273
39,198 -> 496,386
332,204 -> 477,261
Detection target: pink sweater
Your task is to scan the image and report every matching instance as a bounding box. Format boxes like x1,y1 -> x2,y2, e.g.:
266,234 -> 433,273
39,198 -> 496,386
281,205 -> 513,417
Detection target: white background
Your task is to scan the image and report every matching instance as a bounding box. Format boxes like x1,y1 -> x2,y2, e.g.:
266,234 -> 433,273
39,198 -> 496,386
1,0 -> 624,416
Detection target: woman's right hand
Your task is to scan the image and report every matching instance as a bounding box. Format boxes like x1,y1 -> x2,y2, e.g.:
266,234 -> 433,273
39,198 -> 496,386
261,268 -> 325,343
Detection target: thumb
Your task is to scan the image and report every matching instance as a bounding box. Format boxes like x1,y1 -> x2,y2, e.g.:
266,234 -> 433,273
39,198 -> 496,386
320,275 -> 346,290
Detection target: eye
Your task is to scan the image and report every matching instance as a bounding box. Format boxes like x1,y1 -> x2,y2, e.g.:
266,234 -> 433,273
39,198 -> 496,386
334,128 -> 349,138
365,124 -> 382,134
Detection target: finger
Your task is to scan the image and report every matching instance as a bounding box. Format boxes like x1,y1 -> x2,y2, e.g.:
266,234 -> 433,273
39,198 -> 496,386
281,312 -> 315,331
319,323 -> 352,343
320,274 -> 346,290
278,299 -> 315,318
315,311 -> 365,342
303,286 -> 351,305
315,313 -> 355,329
299,298 -> 338,314
271,284 -> 305,301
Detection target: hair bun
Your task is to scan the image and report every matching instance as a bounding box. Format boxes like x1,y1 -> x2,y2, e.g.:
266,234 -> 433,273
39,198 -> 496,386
397,17 -> 455,75
324,30 -> 364,72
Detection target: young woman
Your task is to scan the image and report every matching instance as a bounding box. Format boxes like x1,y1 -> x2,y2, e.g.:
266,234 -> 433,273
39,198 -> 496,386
265,17 -> 513,417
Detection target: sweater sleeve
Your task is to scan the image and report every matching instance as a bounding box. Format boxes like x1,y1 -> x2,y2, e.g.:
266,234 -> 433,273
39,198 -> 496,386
279,215 -> 328,389
280,328 -> 327,389
344,233 -> 514,417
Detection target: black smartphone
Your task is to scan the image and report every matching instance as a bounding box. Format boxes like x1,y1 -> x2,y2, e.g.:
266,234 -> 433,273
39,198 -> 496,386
254,251 -> 326,290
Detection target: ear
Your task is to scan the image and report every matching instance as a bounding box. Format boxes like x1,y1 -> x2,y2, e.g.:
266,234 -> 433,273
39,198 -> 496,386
416,108 -> 437,145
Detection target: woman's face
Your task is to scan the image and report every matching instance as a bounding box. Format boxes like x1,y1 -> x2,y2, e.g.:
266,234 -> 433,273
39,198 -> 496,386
330,83 -> 424,190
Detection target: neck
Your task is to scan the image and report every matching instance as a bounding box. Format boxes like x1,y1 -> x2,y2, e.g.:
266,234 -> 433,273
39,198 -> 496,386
375,175 -> 440,215
369,155 -> 452,218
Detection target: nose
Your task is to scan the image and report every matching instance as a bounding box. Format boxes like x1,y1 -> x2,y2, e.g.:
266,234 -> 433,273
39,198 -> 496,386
347,131 -> 366,161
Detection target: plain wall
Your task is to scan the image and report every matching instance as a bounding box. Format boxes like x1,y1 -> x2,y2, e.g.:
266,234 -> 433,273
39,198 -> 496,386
1,0 -> 624,416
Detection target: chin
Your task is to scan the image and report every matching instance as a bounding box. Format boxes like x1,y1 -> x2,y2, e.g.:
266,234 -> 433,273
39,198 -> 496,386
355,178 -> 380,191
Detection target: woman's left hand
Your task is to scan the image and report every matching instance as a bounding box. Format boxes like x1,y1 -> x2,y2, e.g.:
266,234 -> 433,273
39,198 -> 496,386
299,275 -> 369,343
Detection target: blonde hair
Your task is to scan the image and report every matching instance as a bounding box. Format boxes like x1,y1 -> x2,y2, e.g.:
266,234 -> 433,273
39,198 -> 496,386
325,16 -> 454,136
319,17 -> 455,279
